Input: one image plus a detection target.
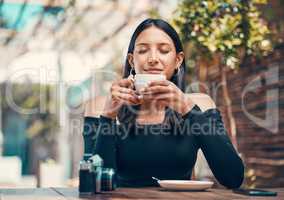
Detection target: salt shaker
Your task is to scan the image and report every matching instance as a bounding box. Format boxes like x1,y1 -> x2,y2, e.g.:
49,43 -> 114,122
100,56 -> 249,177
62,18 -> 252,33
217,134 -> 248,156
79,153 -> 93,195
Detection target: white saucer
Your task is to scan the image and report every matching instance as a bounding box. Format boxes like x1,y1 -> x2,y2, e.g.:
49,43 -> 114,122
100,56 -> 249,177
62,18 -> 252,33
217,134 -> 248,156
157,180 -> 214,191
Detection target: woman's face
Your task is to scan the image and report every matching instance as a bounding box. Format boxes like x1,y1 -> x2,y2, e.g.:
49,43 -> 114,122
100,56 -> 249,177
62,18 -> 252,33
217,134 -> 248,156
128,26 -> 184,80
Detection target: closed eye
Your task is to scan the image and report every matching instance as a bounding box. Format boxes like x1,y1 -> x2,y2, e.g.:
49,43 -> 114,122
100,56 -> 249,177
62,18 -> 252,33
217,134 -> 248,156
137,49 -> 148,54
160,49 -> 170,54
159,45 -> 171,54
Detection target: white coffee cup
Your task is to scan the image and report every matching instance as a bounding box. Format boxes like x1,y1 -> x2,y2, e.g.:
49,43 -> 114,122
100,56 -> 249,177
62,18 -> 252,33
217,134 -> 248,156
134,74 -> 166,92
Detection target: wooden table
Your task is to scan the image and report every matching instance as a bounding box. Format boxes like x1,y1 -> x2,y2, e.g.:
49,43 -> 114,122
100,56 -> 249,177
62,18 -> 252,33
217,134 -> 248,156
0,187 -> 283,200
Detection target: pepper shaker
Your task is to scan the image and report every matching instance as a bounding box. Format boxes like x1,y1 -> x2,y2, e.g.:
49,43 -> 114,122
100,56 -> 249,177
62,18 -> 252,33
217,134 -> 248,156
101,168 -> 117,191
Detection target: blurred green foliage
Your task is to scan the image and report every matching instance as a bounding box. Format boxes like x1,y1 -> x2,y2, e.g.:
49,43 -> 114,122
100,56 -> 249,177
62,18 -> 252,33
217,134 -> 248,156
1,83 -> 59,140
172,0 -> 273,69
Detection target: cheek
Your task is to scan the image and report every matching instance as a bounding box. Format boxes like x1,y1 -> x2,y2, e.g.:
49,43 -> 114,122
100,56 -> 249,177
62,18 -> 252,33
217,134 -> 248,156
164,68 -> 176,80
160,53 -> 177,66
160,55 -> 177,78
133,54 -> 147,72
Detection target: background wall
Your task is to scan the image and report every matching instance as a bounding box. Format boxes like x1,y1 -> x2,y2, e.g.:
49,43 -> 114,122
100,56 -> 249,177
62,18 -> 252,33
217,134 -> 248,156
203,45 -> 284,187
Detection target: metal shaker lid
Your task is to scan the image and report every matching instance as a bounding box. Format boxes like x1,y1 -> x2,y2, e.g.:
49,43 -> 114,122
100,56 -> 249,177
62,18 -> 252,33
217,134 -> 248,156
90,154 -> 104,167
79,153 -> 93,170
83,153 -> 93,161
79,160 -> 92,170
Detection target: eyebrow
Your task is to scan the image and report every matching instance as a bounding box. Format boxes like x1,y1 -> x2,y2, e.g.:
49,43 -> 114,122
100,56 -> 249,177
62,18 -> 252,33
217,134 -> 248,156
135,42 -> 171,46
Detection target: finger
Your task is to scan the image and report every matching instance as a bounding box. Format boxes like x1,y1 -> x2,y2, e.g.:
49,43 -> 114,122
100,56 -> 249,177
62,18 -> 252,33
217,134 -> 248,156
148,80 -> 170,87
129,82 -> 135,89
114,91 -> 136,101
118,78 -> 134,88
128,74 -> 134,82
112,85 -> 138,101
128,76 -> 135,89
117,86 -> 136,95
112,85 -> 134,95
113,91 -> 140,104
123,96 -> 141,105
142,93 -> 174,100
117,97 -> 140,105
131,98 -> 143,105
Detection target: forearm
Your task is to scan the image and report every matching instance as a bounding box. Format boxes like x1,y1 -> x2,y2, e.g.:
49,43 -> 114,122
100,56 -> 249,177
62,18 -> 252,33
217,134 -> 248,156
184,106 -> 244,188
83,117 -> 99,154
82,115 -> 117,169
197,127 -> 244,188
93,115 -> 117,169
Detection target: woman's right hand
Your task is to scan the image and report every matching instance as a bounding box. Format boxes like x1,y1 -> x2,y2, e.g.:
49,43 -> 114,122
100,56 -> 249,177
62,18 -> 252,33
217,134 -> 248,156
102,76 -> 141,119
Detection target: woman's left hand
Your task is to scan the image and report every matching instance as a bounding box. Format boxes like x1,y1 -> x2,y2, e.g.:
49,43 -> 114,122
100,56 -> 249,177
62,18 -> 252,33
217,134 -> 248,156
139,80 -> 195,115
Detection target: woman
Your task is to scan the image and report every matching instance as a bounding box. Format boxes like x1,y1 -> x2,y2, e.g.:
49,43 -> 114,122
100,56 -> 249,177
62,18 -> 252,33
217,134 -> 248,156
83,18 -> 244,188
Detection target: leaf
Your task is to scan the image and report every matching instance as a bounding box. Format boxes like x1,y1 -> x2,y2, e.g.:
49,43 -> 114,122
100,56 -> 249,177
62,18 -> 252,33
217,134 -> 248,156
172,0 -> 272,64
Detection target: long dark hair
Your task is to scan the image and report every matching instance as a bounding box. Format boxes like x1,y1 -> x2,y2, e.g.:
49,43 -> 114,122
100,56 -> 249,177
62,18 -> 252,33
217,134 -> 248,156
117,18 -> 187,128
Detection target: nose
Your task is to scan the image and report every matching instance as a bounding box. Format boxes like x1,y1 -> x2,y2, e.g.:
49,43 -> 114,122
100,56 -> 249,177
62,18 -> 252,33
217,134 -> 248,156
148,50 -> 158,65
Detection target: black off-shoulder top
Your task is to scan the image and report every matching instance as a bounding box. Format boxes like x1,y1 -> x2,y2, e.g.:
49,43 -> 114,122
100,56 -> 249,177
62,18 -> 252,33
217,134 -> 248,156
82,105 -> 244,188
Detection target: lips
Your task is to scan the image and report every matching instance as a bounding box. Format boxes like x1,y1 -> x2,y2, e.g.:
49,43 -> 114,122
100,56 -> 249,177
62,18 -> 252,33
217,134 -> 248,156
144,69 -> 163,74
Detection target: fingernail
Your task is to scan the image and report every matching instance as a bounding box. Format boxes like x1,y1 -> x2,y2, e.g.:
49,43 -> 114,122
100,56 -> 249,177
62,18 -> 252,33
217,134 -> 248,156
140,88 -> 145,92
138,95 -> 143,99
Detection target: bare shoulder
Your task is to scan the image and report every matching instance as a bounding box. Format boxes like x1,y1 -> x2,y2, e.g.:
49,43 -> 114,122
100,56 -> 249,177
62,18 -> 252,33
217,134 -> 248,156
186,93 -> 216,112
84,95 -> 108,117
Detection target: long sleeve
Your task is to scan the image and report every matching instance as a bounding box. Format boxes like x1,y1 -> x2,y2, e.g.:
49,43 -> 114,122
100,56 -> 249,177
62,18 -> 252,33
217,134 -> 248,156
82,117 -> 100,154
82,115 -> 117,169
183,105 -> 244,189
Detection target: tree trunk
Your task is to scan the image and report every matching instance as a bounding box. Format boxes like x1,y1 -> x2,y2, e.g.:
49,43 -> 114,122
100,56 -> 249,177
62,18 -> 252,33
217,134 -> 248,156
197,58 -> 208,93
220,64 -> 238,150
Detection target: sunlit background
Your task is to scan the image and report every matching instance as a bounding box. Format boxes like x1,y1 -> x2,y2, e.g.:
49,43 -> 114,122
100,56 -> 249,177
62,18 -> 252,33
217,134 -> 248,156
0,0 -> 283,189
